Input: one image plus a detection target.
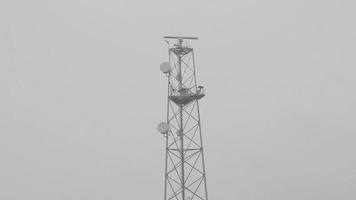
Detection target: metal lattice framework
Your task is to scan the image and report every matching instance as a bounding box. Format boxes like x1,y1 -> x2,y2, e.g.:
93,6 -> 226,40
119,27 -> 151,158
161,36 -> 208,200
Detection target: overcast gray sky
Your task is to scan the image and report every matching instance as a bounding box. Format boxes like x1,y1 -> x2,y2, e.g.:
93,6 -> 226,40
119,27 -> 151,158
1,0 -> 355,199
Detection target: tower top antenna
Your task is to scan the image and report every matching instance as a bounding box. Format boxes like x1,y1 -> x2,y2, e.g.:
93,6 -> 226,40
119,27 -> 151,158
163,36 -> 199,40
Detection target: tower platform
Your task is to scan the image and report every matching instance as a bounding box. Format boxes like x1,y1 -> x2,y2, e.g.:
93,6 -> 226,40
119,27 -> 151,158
169,87 -> 205,105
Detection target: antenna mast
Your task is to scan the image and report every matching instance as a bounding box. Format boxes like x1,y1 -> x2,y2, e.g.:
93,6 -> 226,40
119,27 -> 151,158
158,36 -> 209,200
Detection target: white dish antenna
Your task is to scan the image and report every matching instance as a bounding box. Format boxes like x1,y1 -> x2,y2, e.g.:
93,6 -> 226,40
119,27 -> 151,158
157,122 -> 170,134
160,62 -> 171,74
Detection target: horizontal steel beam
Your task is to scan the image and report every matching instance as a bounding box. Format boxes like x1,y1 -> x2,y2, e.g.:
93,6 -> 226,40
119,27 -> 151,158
164,36 -> 199,40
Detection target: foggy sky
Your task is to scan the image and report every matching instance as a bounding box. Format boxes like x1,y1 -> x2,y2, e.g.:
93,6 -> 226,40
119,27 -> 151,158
0,0 -> 355,199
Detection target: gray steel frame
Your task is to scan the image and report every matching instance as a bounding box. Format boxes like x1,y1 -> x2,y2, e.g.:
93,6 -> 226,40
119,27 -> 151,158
163,37 -> 208,200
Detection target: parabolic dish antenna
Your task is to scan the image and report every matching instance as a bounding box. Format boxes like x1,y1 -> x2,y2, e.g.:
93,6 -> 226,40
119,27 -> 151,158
160,62 -> 171,74
157,122 -> 170,134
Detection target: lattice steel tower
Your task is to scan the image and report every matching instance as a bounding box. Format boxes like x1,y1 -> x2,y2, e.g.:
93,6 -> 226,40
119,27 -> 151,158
158,36 -> 208,200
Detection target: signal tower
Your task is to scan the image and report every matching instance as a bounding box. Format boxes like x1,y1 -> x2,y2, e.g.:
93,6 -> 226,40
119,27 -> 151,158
158,36 -> 208,200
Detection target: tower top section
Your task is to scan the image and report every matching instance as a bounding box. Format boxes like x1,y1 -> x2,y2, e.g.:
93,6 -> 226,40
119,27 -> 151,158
164,36 -> 198,56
